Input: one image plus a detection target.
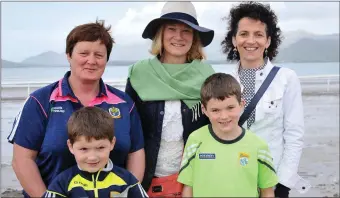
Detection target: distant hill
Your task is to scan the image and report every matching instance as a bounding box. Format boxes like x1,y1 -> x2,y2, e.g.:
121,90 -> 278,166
2,31 -> 339,67
19,43 -> 152,67
1,59 -> 140,68
22,51 -> 68,66
2,60 -> 18,67
1,59 -> 54,68
109,41 -> 153,63
276,36 -> 339,63
107,60 -> 138,66
279,29 -> 317,49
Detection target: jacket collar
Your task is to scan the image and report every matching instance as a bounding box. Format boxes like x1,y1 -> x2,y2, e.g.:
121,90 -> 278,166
77,159 -> 114,181
49,71 -> 126,105
60,71 -> 108,98
232,58 -> 275,81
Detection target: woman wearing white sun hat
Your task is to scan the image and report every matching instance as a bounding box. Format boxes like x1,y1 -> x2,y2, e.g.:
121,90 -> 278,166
125,1 -> 215,195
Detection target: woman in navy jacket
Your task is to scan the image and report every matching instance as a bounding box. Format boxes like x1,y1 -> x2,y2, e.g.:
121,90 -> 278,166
125,1 -> 215,192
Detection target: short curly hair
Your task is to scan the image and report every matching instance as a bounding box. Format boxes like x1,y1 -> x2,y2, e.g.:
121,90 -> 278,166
221,1 -> 282,61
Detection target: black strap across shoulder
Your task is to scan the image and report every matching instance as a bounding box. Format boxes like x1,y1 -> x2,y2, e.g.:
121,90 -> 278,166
238,66 -> 281,127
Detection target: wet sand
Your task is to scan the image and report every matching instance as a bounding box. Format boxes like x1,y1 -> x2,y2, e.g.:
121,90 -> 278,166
290,94 -> 339,197
1,93 -> 339,197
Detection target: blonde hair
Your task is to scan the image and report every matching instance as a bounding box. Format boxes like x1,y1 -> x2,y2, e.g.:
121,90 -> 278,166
149,23 -> 206,62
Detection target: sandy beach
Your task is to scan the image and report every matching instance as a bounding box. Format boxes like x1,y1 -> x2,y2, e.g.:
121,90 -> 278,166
1,86 -> 339,197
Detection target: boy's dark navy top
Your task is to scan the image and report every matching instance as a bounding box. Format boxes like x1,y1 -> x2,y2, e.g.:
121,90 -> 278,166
43,159 -> 147,198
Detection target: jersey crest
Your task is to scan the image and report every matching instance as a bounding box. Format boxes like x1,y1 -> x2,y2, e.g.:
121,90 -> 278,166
109,106 -> 121,118
239,152 -> 249,166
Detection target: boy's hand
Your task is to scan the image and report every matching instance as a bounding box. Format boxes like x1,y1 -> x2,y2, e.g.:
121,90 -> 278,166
182,185 -> 193,197
274,183 -> 290,198
260,187 -> 275,198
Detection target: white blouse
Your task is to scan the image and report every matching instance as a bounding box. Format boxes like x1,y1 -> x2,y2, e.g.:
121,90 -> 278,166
154,100 -> 184,177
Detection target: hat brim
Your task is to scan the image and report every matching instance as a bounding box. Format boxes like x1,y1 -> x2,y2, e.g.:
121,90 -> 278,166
142,17 -> 214,47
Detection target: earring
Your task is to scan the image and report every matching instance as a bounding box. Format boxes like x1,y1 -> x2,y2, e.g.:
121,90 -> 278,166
264,48 -> 268,58
233,47 -> 238,60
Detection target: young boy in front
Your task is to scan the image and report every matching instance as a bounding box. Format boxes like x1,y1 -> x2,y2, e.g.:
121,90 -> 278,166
43,106 -> 147,198
177,73 -> 278,197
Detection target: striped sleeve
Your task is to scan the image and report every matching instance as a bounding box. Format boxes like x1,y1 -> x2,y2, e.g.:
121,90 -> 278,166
257,143 -> 278,189
44,172 -> 68,198
7,96 -> 47,151
43,190 -> 67,198
177,135 -> 201,187
127,183 -> 149,198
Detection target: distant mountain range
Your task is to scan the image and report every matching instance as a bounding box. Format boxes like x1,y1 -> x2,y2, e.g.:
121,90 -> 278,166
2,30 -> 339,67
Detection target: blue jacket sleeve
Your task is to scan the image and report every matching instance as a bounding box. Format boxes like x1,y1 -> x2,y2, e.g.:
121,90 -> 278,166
124,169 -> 148,197
128,182 -> 148,198
43,173 -> 67,198
7,96 -> 48,151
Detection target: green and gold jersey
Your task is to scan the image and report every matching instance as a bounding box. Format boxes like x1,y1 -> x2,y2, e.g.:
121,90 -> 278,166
177,124 -> 278,197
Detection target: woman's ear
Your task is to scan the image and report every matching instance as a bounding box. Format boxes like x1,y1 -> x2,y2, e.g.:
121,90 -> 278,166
201,103 -> 207,115
232,36 -> 237,49
66,53 -> 72,63
240,98 -> 245,109
110,137 -> 116,151
266,36 -> 271,49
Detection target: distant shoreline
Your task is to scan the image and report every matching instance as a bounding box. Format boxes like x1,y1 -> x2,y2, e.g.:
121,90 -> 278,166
1,77 -> 339,101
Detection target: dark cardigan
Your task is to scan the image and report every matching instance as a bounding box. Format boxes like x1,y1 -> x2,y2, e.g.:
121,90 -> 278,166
125,78 -> 210,191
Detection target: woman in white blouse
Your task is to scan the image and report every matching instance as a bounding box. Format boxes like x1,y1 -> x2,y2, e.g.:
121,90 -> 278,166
221,2 -> 309,198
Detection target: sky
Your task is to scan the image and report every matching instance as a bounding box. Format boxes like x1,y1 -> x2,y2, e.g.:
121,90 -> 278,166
1,1 -> 339,62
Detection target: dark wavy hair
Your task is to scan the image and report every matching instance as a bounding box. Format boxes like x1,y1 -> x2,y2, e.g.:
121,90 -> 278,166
221,1 -> 282,61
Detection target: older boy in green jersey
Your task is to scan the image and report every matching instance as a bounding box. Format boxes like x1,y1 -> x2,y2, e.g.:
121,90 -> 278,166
177,73 -> 278,197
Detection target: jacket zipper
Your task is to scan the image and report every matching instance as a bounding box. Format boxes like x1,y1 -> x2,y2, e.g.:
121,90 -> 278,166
92,174 -> 98,197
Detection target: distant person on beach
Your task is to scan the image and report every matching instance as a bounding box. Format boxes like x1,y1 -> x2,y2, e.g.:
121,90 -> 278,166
43,107 -> 147,198
125,1 -> 215,196
7,20 -> 145,198
221,2 -> 309,197
178,73 -> 278,197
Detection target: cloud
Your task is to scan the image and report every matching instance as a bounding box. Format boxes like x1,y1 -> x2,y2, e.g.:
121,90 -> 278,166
193,2 -> 234,34
112,2 -> 339,46
112,2 -> 237,45
279,18 -> 339,35
2,2 -> 338,62
113,2 -> 165,45
278,2 -> 339,21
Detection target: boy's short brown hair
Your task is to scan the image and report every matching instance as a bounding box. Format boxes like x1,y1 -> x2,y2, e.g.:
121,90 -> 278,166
66,19 -> 114,61
201,73 -> 242,107
67,106 -> 114,144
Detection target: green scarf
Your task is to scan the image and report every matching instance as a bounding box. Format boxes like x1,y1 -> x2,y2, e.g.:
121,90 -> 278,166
128,57 -> 215,109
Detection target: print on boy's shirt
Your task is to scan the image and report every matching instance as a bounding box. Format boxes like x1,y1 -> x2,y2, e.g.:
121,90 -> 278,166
199,153 -> 216,160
